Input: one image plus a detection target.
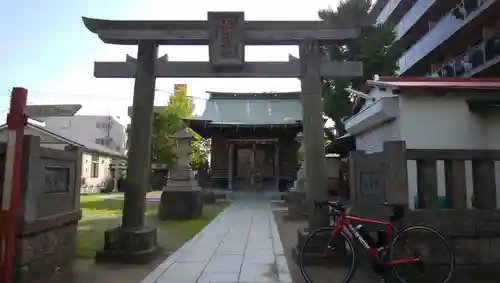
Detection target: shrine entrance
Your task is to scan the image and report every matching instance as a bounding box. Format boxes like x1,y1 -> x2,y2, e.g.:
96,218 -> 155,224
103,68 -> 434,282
82,11 -> 366,263
231,139 -> 278,191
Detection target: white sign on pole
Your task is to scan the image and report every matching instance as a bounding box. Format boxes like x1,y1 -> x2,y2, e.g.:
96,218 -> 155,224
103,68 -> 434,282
24,104 -> 82,118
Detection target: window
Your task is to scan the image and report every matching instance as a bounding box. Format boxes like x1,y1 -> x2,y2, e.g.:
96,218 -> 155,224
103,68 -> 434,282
91,155 -> 100,178
95,138 -> 106,145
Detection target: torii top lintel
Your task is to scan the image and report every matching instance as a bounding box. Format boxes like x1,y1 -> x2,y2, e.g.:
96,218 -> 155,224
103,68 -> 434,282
82,11 -> 372,45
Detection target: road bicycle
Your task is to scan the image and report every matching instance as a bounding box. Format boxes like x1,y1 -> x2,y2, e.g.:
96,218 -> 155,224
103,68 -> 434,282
299,201 -> 454,283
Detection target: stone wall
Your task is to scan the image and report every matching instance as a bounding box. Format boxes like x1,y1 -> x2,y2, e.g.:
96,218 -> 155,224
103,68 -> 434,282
13,135 -> 82,283
349,141 -> 500,269
15,211 -> 81,283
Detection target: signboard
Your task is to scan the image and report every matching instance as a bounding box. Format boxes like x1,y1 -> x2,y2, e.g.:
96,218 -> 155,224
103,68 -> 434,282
25,104 -> 82,118
208,12 -> 245,68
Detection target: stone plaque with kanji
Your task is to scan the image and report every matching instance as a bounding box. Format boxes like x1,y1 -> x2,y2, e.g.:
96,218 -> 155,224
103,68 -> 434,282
208,12 -> 245,68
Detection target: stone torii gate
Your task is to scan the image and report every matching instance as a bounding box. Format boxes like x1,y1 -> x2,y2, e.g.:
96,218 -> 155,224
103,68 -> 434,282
82,11 -> 365,263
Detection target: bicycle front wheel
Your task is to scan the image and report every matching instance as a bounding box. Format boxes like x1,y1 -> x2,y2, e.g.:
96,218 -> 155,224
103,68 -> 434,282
389,225 -> 454,283
299,227 -> 356,283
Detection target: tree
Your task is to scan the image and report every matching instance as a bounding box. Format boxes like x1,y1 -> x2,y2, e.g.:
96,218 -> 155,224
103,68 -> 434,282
151,88 -> 193,165
189,136 -> 210,171
151,86 -> 210,171
319,0 -> 402,138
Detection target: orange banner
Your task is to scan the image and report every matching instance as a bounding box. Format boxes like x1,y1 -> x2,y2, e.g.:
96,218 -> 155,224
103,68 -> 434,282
174,84 -> 187,96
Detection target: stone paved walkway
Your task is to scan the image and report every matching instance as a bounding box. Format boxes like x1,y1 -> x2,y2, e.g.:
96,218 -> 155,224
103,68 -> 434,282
142,197 -> 291,283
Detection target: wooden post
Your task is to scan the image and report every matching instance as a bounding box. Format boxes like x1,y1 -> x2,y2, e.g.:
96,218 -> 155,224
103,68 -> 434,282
113,162 -> 119,192
0,87 -> 27,283
275,142 -> 280,192
228,143 -> 234,190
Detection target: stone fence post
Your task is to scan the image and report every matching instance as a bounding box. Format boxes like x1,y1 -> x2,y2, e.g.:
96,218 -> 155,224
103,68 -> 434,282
383,141 -> 408,205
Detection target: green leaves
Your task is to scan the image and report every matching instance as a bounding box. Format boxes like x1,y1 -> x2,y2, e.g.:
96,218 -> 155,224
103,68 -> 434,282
189,138 -> 210,171
318,0 -> 403,139
151,91 -> 193,165
151,90 -> 209,170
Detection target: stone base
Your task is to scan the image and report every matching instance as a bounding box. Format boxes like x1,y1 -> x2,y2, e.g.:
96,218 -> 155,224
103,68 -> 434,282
95,226 -> 163,264
286,190 -> 307,221
158,188 -> 203,220
281,194 -> 288,202
202,189 -> 216,204
291,228 -> 350,267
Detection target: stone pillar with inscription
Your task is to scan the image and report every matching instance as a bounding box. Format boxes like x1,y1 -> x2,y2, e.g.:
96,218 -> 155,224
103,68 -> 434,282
158,129 -> 203,220
287,132 -> 307,220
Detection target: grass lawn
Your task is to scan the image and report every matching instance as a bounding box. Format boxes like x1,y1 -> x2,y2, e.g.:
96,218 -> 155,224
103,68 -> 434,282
77,194 -> 229,259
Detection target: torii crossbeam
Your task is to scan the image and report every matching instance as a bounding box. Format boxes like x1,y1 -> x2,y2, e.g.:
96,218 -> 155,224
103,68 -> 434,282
82,15 -> 370,45
94,54 -> 363,78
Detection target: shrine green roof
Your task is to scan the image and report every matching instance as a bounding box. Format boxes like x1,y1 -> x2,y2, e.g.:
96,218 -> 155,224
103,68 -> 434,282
188,92 -> 302,126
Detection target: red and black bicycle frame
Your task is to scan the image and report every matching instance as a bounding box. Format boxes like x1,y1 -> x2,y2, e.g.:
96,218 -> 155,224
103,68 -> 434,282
327,214 -> 421,267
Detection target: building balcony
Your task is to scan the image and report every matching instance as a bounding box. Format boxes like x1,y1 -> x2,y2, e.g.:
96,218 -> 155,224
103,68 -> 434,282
428,32 -> 500,77
395,0 -> 438,39
398,0 -> 496,74
377,0 -> 407,24
344,97 -> 399,136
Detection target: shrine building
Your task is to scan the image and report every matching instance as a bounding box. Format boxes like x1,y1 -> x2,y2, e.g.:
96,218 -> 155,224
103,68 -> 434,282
186,91 -> 302,191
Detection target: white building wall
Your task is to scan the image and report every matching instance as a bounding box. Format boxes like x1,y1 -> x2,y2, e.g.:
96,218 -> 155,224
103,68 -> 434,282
398,95 -> 486,150
42,115 -> 127,154
481,112 -> 500,150
353,89 -> 401,153
81,153 -> 112,189
355,120 -> 401,153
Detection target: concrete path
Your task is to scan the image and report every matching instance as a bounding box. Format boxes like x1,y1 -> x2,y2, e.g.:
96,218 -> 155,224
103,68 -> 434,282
142,197 -> 291,283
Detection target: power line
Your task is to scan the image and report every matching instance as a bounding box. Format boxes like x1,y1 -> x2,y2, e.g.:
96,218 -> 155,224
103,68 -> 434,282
0,89 -> 209,101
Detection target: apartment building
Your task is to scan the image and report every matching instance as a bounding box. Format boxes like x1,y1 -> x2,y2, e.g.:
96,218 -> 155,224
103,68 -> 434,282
42,115 -> 127,154
373,0 -> 500,77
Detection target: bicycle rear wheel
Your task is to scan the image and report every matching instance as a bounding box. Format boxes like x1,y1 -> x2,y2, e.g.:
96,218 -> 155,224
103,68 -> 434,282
299,227 -> 356,283
388,225 -> 454,283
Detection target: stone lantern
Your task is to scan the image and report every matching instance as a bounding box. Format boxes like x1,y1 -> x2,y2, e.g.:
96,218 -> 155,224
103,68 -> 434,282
158,129 -> 203,220
287,132 -> 307,220
291,132 -> 306,192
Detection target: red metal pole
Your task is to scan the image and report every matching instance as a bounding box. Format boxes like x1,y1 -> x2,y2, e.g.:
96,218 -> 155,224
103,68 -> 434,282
0,87 -> 27,283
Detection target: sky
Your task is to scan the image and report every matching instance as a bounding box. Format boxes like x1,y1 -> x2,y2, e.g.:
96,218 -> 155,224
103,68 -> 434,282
0,0 -> 340,126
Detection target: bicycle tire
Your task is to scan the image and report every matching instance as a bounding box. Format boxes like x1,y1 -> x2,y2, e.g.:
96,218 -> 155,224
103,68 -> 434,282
299,226 -> 357,283
388,225 -> 455,283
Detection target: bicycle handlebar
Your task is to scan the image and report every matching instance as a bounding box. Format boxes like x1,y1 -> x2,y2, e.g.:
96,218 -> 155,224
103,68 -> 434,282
314,201 -> 348,214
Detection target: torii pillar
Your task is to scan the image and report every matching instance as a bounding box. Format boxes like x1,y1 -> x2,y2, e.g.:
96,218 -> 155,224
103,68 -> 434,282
95,41 -> 163,264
